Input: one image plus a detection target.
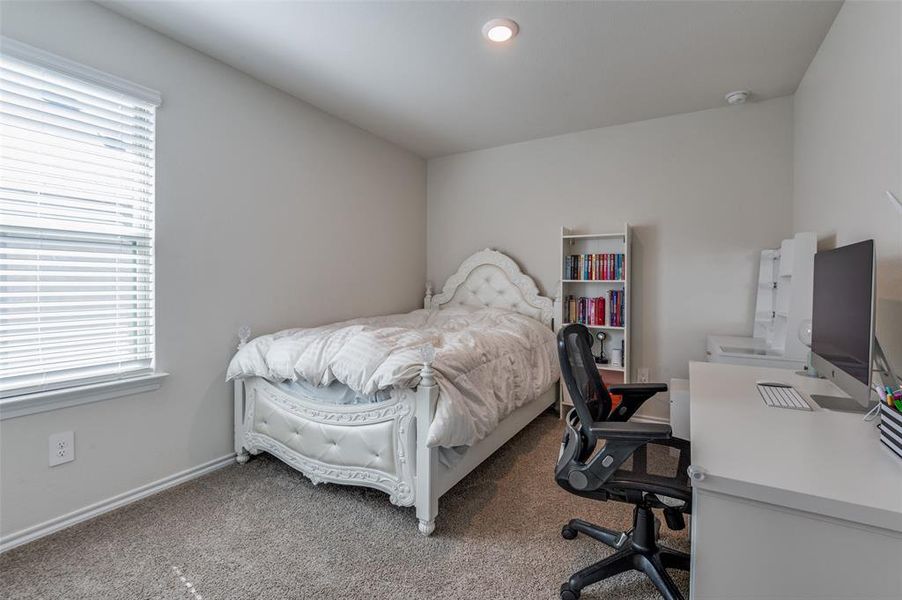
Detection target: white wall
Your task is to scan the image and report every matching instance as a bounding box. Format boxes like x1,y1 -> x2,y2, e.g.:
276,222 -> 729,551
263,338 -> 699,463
793,0 -> 902,305
0,1 -> 426,539
428,97 -> 795,417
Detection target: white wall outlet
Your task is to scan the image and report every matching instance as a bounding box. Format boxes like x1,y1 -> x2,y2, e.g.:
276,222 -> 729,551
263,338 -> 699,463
637,367 -> 650,383
48,431 -> 74,467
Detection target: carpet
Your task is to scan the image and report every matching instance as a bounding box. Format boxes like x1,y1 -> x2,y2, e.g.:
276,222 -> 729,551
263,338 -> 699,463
0,413 -> 689,599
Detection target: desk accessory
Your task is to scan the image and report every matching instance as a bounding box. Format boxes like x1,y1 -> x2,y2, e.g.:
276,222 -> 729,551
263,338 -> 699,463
878,401 -> 902,461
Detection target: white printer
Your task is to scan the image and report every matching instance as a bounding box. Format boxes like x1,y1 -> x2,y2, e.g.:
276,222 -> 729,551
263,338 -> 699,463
707,232 -> 817,371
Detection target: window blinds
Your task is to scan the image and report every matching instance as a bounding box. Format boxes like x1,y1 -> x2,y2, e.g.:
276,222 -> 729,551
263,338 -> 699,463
0,44 -> 159,398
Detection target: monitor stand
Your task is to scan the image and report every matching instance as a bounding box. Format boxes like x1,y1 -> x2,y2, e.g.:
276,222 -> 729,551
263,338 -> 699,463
811,338 -> 899,415
810,394 -> 870,414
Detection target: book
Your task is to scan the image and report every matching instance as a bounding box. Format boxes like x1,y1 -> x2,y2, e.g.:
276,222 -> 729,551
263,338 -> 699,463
564,253 -> 625,281
605,289 -> 625,327
565,295 -> 607,326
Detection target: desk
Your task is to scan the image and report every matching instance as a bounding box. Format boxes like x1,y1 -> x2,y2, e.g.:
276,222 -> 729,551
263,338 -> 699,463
689,361 -> 902,599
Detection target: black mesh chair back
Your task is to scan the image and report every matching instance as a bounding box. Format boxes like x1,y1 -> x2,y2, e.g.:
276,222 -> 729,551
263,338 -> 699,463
558,324 -> 613,431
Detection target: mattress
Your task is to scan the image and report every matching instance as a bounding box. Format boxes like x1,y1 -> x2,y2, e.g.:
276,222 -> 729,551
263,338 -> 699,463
275,378 -> 391,406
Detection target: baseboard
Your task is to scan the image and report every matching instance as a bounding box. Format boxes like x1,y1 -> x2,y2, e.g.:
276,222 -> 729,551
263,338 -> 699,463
0,453 -> 235,553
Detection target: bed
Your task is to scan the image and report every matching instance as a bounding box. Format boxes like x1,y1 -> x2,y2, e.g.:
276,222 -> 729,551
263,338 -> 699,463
228,249 -> 559,535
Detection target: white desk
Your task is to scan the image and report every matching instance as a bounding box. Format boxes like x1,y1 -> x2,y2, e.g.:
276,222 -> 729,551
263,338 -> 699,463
689,361 -> 902,599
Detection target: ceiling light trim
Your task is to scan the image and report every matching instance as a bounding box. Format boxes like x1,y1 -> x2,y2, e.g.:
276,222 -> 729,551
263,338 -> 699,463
482,18 -> 519,44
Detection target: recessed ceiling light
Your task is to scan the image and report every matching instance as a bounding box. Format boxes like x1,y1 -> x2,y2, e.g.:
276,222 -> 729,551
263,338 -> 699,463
482,18 -> 519,44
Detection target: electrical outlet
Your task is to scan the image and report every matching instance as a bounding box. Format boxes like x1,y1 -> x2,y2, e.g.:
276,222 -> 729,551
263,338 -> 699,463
48,431 -> 74,467
637,367 -> 649,383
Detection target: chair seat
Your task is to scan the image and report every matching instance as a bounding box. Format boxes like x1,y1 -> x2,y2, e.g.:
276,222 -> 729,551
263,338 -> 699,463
555,434 -> 692,508
607,437 -> 692,507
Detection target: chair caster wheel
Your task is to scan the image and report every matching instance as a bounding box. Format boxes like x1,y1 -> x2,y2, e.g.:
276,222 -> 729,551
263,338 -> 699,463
561,526 -> 578,540
560,584 -> 580,599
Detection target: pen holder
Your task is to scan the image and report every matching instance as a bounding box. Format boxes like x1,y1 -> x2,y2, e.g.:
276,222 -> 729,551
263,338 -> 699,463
878,402 -> 902,461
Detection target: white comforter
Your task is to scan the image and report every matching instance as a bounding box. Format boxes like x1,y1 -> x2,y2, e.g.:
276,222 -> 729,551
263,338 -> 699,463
227,306 -> 559,448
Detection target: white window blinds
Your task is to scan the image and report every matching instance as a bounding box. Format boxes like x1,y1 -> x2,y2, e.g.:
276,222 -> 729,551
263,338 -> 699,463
0,40 -> 161,398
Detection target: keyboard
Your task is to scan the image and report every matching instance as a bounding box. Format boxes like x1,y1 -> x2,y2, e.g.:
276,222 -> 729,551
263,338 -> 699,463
757,383 -> 812,411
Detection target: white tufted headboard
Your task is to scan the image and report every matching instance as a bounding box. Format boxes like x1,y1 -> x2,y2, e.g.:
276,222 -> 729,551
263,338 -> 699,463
425,249 -> 554,328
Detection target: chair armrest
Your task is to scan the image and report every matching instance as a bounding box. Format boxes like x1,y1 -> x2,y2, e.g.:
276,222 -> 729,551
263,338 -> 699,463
559,421 -> 673,492
588,420 -> 672,441
608,383 -> 668,395
607,382 -> 668,421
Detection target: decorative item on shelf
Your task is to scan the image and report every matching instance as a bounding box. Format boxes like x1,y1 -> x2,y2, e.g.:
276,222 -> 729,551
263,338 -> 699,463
594,330 -> 608,364
611,347 -> 623,368
795,319 -> 819,378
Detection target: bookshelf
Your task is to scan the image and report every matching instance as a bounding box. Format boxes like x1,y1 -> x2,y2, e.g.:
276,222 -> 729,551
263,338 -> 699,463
556,224 -> 632,418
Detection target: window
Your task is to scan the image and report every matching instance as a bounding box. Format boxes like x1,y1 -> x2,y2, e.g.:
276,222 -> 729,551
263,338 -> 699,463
0,39 -> 162,400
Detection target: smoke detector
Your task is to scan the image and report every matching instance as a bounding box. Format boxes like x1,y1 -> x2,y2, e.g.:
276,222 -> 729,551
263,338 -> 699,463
725,90 -> 750,105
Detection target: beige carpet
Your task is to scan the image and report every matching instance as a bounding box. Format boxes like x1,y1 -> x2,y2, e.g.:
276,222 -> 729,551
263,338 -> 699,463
0,413 -> 689,600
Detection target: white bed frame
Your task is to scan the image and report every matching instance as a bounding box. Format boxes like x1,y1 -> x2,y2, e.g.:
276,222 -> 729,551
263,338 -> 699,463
233,249 -> 557,535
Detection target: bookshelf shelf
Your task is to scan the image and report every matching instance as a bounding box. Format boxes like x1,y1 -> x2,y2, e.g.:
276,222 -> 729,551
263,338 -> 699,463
556,225 -> 632,418
562,323 -> 624,331
561,279 -> 625,283
562,233 -> 626,240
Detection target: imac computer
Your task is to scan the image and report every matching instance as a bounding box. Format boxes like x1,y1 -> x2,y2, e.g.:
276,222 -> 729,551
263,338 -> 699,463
809,240 -> 876,413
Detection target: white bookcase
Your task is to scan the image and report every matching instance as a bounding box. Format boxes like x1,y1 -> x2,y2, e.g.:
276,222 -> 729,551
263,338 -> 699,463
556,225 -> 632,417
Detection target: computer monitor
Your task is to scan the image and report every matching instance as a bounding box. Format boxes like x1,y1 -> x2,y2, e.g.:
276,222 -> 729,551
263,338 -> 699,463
810,240 -> 876,411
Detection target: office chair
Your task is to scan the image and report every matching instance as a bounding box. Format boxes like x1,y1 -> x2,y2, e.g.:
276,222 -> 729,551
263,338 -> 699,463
555,324 -> 692,600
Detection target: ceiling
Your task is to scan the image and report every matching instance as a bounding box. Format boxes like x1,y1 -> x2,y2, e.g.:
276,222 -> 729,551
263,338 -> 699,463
102,1 -> 842,158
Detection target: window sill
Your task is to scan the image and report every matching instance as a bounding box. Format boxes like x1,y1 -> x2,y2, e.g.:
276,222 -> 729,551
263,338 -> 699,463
0,373 -> 169,420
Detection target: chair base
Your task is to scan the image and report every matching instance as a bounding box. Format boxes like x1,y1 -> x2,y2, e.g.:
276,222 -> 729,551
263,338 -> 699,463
560,505 -> 689,600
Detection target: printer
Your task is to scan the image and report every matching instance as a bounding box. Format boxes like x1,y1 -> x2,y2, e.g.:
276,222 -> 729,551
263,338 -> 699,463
707,232 -> 817,371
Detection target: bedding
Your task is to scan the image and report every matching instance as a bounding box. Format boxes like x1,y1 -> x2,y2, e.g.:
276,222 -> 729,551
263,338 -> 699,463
227,306 -> 558,447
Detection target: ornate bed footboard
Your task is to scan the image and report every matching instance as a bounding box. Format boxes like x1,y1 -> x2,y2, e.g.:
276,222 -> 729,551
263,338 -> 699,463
234,356 -> 442,534
235,377 -> 418,506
